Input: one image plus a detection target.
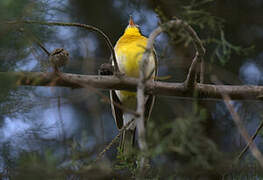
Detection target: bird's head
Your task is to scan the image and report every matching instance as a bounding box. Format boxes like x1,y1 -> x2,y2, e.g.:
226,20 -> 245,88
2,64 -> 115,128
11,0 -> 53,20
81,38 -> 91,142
124,16 -> 141,36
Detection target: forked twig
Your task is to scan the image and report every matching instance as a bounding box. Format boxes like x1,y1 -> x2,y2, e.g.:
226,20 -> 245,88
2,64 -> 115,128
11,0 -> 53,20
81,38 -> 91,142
183,21 -> 206,88
136,19 -> 206,174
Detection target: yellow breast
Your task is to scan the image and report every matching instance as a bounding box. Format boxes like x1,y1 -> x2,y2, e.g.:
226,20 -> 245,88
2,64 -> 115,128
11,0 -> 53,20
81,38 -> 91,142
115,35 -> 147,77
115,35 -> 147,104
114,27 -> 156,106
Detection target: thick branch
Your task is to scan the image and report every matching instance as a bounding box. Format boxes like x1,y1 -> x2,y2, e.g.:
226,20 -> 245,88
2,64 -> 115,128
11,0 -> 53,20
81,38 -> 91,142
2,71 -> 263,100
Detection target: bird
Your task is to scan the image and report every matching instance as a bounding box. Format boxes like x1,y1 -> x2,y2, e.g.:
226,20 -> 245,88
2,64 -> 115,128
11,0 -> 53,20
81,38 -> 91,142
110,16 -> 158,153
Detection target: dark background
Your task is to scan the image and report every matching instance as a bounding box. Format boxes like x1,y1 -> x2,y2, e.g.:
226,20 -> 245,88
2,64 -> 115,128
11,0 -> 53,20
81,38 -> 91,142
0,0 -> 263,178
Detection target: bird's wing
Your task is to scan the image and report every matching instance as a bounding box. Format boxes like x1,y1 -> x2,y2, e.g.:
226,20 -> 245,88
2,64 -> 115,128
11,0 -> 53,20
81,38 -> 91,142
110,90 -> 123,130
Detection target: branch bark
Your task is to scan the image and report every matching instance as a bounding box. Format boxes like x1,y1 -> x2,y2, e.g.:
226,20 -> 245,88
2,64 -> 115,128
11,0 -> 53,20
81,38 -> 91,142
2,71 -> 263,100
135,16 -> 168,174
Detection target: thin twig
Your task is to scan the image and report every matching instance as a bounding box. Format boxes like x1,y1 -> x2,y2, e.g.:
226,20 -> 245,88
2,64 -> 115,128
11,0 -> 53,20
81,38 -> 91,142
182,21 -> 206,88
35,39 -> 50,56
238,119 -> 263,160
211,75 -> 263,168
182,21 -> 206,57
6,20 -> 120,73
94,118 -> 135,163
185,52 -> 199,88
19,28 -> 50,55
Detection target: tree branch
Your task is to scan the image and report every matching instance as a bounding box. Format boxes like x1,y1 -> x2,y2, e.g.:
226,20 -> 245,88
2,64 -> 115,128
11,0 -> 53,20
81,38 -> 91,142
135,17 -> 166,175
212,76 -> 263,169
135,19 -> 207,173
2,71 -> 263,100
6,20 -> 120,73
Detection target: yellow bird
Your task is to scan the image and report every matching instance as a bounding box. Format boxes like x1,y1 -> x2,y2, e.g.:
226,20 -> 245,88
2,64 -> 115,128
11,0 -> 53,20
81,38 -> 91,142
110,16 -> 158,152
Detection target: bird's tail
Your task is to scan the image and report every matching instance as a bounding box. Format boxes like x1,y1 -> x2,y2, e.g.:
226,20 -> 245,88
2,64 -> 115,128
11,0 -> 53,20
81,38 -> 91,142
120,129 -> 136,154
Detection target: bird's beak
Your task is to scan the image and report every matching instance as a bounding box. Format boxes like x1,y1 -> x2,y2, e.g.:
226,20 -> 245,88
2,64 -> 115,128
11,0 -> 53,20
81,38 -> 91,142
129,16 -> 136,27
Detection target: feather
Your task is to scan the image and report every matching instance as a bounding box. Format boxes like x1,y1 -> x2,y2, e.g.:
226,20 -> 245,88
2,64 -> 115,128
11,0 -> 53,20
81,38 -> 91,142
110,17 -> 158,153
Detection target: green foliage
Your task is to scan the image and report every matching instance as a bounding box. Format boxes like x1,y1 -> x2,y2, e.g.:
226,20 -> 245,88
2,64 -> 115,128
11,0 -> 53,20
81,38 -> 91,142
0,0 -> 50,71
13,150 -> 62,180
147,106 -> 224,175
0,0 -> 52,116
155,0 -> 252,65
0,142 -> 16,176
114,146 -> 137,177
0,72 -> 35,116
205,30 -> 254,65
182,0 -> 224,31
